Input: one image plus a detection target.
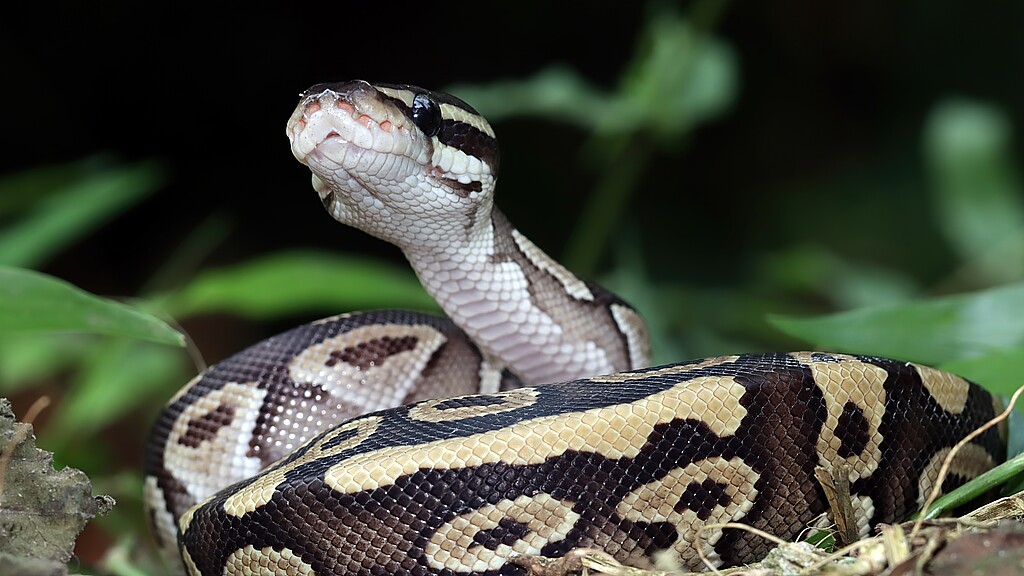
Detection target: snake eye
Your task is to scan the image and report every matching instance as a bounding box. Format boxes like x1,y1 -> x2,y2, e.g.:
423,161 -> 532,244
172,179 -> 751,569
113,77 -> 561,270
411,93 -> 443,137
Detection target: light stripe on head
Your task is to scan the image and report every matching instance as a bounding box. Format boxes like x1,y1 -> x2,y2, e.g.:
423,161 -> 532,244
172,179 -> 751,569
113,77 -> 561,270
372,82 -> 499,173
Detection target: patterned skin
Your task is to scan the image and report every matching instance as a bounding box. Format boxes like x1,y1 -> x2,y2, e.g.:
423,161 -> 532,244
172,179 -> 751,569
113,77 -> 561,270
176,353 -> 1001,575
148,82 -> 1003,576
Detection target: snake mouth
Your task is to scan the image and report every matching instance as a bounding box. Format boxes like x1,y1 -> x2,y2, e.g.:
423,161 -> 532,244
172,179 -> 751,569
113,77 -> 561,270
286,83 -> 428,173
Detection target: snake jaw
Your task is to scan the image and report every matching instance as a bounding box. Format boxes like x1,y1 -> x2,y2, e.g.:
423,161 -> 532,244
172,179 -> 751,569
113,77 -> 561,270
287,82 -> 498,250
286,83 -> 428,169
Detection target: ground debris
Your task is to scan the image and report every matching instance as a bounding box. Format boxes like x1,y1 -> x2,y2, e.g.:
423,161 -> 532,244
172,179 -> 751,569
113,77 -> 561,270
0,398 -> 114,576
510,491 -> 1024,576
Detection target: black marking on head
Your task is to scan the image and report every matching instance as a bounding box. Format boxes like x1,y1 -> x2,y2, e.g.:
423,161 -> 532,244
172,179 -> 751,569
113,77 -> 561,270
371,82 -> 482,115
437,119 -> 499,175
368,83 -> 499,174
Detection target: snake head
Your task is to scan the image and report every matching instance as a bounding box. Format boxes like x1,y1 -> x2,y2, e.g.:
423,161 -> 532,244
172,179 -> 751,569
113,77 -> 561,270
286,80 -> 499,250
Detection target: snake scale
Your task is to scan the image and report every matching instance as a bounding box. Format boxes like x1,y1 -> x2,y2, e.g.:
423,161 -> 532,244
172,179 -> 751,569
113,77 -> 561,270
144,81 -> 1005,576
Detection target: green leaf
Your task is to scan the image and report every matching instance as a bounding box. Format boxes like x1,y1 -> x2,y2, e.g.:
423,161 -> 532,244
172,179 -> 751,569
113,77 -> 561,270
45,338 -> 185,444
164,250 -> 438,319
940,347 -> 1024,397
919,452 -> 1024,519
0,160 -> 163,268
0,155 -> 110,216
757,245 -> 918,309
447,9 -> 737,140
926,100 -> 1024,283
617,6 -> 737,138
0,266 -> 184,346
448,66 -> 614,129
768,282 -> 1024,365
0,334 -> 93,394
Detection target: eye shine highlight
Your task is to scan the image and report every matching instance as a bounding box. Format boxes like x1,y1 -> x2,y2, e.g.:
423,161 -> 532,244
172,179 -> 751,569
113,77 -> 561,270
411,93 -> 443,137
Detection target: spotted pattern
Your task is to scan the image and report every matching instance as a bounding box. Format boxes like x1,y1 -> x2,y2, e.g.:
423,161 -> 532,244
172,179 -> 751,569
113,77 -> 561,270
426,494 -> 580,573
144,311 -> 511,566
616,456 -> 760,568
792,352 -> 887,482
916,444 -> 996,508
510,229 -> 594,302
609,304 -> 652,371
912,363 -> 970,414
219,415 -> 382,518
176,353 -> 1002,575
408,388 -> 540,423
224,546 -> 316,576
155,81 -> 1004,576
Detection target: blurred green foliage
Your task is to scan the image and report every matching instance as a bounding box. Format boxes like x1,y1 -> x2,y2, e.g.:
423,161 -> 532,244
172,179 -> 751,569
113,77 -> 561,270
0,4 -> 1022,575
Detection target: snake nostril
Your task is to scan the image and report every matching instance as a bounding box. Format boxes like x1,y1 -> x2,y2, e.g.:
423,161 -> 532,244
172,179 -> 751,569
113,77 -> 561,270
304,101 -> 321,115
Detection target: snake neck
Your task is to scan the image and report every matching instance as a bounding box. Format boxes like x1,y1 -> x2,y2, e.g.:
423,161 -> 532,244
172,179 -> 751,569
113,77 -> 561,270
402,209 -> 651,385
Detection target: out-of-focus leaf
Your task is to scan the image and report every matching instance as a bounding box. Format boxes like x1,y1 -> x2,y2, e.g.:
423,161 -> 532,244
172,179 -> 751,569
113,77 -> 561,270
616,7 -> 737,139
757,245 -> 919,309
0,160 -> 163,268
448,67 -> 613,128
768,282 -> 1024,365
1011,409 -> 1024,463
919,453 -> 1024,519
926,100 -> 1024,283
940,346 -> 1024,397
140,212 -> 234,296
45,338 -> 185,443
164,250 -> 438,319
0,266 -> 185,346
0,156 -> 114,216
0,334 -> 93,394
449,11 -> 736,141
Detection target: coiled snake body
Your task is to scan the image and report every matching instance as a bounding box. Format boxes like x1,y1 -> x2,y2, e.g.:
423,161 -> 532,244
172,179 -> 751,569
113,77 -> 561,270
145,81 -> 1004,576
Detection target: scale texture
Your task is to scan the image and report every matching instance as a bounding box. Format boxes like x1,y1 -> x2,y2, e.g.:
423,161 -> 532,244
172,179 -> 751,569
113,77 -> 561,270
176,352 -> 1002,575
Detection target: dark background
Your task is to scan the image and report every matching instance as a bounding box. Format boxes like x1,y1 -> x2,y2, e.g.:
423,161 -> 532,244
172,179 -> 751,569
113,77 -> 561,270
2,1 -> 1023,570
5,1 -> 1022,295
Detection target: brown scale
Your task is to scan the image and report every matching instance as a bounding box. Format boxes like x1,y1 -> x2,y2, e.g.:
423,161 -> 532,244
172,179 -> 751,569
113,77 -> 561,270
328,336 -> 421,370
177,353 -> 1004,576
488,211 -> 636,377
143,310 -> 512,569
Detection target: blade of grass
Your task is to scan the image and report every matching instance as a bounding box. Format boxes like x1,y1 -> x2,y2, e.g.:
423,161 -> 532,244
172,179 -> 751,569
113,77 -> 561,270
0,266 -> 184,346
163,250 -> 438,319
919,452 -> 1024,520
0,160 -> 163,268
768,282 -> 1024,365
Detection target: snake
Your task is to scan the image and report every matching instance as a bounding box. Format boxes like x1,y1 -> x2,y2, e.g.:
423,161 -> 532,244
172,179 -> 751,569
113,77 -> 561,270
144,80 -> 1005,576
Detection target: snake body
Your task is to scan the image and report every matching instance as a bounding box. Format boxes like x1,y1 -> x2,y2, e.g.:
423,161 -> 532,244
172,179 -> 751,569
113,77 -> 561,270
145,81 -> 1004,575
